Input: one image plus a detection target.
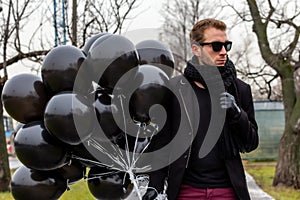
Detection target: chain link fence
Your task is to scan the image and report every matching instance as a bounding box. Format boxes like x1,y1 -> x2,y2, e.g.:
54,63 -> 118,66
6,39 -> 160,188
242,101 -> 284,161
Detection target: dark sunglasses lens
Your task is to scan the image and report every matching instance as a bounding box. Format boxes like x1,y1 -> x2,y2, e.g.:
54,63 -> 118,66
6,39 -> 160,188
211,42 -> 223,52
225,42 -> 232,51
211,42 -> 232,52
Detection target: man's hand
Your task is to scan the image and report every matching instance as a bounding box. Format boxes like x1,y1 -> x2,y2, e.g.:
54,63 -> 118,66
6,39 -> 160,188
220,92 -> 241,120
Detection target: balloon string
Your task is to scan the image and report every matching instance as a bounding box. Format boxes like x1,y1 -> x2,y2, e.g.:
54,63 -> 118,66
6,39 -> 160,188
71,154 -> 113,169
128,170 -> 143,200
87,171 -> 119,181
87,139 -> 127,170
131,123 -> 142,167
131,122 -> 158,168
118,94 -> 131,166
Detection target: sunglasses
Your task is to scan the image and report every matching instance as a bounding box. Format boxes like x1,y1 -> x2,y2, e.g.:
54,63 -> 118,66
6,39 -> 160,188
199,41 -> 232,52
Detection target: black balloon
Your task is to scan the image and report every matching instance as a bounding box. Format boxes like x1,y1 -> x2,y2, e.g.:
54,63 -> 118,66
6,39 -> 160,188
1,73 -> 49,123
11,165 -> 67,200
87,34 -> 139,91
87,166 -> 133,200
93,92 -> 122,143
44,92 -> 94,145
50,159 -> 86,184
82,33 -> 110,56
41,45 -> 86,95
69,143 -> 99,167
129,64 -> 169,124
136,40 -> 175,78
14,121 -> 68,170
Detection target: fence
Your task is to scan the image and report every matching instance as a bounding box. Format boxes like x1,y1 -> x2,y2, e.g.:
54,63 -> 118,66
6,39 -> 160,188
242,101 -> 284,160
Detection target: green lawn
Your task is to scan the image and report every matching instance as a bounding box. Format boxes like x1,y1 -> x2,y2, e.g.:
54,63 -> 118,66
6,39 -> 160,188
244,161 -> 300,200
60,180 -> 95,200
0,180 -> 94,200
2,162 -> 300,200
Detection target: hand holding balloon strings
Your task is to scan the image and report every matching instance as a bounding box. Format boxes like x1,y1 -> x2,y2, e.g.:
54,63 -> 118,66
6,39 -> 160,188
85,92 -> 158,199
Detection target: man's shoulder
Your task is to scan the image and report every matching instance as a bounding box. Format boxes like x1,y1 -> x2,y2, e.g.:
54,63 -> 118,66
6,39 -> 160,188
236,78 -> 249,86
235,78 -> 250,92
168,74 -> 186,85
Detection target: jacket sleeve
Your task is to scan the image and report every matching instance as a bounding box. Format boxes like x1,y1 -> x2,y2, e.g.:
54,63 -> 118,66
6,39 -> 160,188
145,129 -> 171,193
229,82 -> 259,152
144,87 -> 179,193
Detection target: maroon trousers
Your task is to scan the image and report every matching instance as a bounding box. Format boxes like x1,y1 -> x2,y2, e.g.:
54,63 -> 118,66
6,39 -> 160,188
177,184 -> 237,200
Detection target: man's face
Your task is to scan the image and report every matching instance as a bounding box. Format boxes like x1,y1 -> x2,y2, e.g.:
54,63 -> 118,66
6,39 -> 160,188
193,27 -> 229,67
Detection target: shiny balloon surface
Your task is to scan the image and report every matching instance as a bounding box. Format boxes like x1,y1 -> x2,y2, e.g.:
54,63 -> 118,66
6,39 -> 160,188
129,64 -> 169,124
86,34 -> 139,91
50,159 -> 86,184
41,45 -> 86,95
82,33 -> 110,55
2,73 -> 49,123
14,121 -> 68,170
93,92 -> 122,142
136,40 -> 175,77
11,165 -> 67,200
44,92 -> 94,145
87,166 -> 133,199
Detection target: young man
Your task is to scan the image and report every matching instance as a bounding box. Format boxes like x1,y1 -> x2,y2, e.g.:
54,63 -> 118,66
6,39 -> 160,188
142,18 -> 258,200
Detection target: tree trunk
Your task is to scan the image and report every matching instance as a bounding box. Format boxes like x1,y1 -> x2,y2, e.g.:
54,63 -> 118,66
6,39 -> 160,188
72,0 -> 77,46
0,86 -> 11,191
273,125 -> 300,188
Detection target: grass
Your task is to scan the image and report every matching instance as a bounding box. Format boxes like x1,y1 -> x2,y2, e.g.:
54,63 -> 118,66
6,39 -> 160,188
0,191 -> 12,200
60,180 -> 95,200
0,180 -> 95,200
244,161 -> 300,200
2,161 -> 300,200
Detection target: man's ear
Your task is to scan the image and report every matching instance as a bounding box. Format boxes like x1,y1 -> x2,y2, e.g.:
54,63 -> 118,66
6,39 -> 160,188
191,44 -> 201,57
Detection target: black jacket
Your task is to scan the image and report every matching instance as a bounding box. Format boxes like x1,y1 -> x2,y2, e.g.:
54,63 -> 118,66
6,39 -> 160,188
146,74 -> 259,200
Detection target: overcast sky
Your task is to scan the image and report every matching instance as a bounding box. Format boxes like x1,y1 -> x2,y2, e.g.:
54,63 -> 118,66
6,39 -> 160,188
6,0 -> 165,77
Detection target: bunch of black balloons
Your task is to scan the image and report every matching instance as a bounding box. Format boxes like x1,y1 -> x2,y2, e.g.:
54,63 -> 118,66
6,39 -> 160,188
2,33 -> 175,200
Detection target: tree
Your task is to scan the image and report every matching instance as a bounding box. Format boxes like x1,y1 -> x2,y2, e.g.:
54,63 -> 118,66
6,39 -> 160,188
0,0 -> 140,191
160,0 -> 219,73
245,0 -> 300,188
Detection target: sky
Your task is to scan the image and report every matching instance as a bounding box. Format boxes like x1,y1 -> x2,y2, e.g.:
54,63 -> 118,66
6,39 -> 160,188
5,0 -> 165,77
125,0 -> 164,31
122,0 -> 164,44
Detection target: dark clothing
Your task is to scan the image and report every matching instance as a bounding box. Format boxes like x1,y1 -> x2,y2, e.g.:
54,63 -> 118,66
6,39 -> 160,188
146,61 -> 258,200
183,83 -> 231,189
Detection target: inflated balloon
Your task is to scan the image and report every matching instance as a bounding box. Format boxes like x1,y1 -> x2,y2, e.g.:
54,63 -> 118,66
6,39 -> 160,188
14,121 -> 68,170
87,34 -> 139,91
93,92 -> 122,143
11,165 -> 67,200
129,64 -> 169,124
50,159 -> 86,184
69,143 -> 99,167
87,166 -> 133,200
44,92 -> 94,145
136,40 -> 175,77
82,33 -> 110,56
1,73 -> 49,123
41,45 -> 86,95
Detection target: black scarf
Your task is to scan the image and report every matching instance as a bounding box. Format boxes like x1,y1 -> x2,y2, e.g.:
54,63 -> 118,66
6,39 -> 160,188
184,59 -> 244,158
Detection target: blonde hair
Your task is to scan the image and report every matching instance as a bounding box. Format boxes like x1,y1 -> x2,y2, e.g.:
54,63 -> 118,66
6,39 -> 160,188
190,18 -> 227,43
